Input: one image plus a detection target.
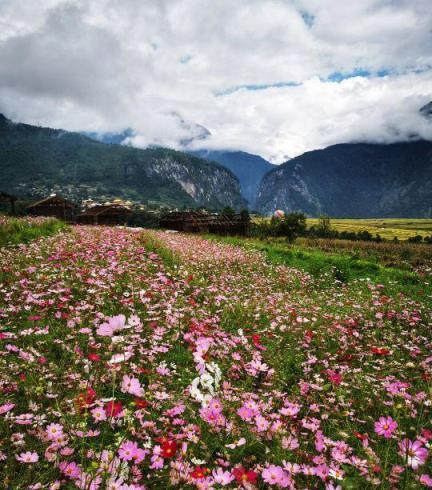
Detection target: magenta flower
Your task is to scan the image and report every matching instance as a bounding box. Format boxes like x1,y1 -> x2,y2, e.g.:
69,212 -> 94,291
374,416 -> 398,438
398,439 -> 428,469
16,451 -> 39,463
0,402 -> 15,415
60,461 -> 81,479
97,314 -> 126,336
262,465 -> 290,486
91,406 -> 107,422
46,423 -> 64,441
118,440 -> 139,461
420,474 -> 432,487
121,374 -> 144,397
212,468 -> 235,486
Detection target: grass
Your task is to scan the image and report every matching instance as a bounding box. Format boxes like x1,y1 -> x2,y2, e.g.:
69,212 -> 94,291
296,236 -> 432,269
306,218 -> 432,240
252,217 -> 432,240
0,216 -> 68,247
205,235 -> 429,300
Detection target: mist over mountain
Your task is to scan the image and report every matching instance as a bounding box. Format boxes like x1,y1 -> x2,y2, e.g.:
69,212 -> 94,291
0,114 -> 246,210
82,128 -> 135,145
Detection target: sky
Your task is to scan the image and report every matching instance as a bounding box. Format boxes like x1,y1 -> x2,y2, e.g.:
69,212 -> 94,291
0,0 -> 431,163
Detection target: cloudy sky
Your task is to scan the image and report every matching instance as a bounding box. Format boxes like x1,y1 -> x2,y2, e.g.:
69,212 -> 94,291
0,0 -> 431,162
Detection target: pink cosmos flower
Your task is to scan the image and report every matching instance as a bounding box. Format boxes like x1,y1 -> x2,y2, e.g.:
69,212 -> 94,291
398,439 -> 428,469
118,440 -> 138,461
46,423 -> 64,441
16,451 -> 39,463
375,416 -> 398,438
255,415 -> 270,432
237,405 -> 255,421
121,374 -> 144,397
282,435 -> 299,450
97,314 -> 126,337
199,404 -> 226,427
15,413 -> 33,425
420,474 -> 432,487
60,461 -> 81,479
0,402 -> 15,415
280,402 -> 301,417
91,406 -> 107,422
212,468 -> 235,486
262,465 -> 289,486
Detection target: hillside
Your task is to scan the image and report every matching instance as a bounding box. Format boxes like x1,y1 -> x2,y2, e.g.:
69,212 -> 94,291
257,140 -> 432,217
0,114 -> 246,209
191,149 -> 275,208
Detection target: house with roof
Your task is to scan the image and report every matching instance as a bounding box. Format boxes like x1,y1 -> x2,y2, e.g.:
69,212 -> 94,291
26,194 -> 76,221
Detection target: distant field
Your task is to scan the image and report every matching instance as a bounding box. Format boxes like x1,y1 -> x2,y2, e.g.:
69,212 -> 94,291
306,218 -> 432,240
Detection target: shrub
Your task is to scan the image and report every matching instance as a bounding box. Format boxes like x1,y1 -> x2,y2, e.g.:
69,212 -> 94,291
272,212 -> 307,242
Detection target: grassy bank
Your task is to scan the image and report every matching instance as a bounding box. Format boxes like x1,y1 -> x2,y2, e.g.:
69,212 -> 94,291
252,217 -> 432,240
206,235 -> 430,299
0,216 -> 68,247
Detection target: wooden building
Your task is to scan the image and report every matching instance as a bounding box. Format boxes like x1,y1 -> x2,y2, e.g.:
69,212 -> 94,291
208,213 -> 250,236
159,212 -> 212,233
77,203 -> 132,226
0,192 -> 17,215
27,195 -> 76,220
159,211 -> 250,235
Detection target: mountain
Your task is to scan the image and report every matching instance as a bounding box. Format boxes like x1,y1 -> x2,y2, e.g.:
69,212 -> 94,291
190,150 -> 275,208
257,140 -> 432,217
420,101 -> 432,120
0,115 -> 246,210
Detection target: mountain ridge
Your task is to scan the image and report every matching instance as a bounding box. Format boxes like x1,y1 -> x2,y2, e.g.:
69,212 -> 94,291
0,114 -> 246,210
257,140 -> 432,217
190,149 -> 275,208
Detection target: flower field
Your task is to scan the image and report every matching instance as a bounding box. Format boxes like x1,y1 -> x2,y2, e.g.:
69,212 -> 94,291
0,226 -> 431,489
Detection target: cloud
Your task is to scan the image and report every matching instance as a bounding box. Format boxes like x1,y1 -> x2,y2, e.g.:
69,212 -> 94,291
0,0 -> 431,162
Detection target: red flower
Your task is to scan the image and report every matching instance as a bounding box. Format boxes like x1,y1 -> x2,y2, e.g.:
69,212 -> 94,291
134,398 -> 148,409
232,466 -> 258,485
87,353 -> 101,362
190,467 -> 208,479
371,347 -> 390,356
75,387 -> 96,411
354,431 -> 368,441
104,400 -> 123,417
326,369 -> 342,386
421,428 -> 432,441
251,334 -> 266,351
160,440 -> 177,458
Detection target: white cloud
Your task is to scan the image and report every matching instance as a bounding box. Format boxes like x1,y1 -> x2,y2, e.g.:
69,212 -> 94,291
0,0 -> 431,162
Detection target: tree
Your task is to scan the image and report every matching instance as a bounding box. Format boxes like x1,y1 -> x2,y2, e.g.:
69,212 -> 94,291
317,214 -> 331,234
221,206 -> 235,217
275,212 -> 307,242
240,209 -> 250,221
